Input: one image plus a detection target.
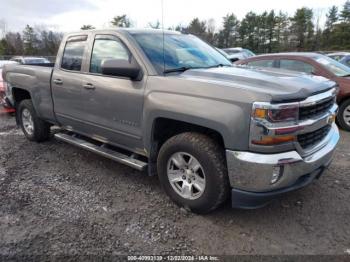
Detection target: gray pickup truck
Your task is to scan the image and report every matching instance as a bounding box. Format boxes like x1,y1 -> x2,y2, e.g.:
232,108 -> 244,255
2,29 -> 340,213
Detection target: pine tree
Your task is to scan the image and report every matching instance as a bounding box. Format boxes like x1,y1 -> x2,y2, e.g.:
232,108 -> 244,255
185,18 -> 207,41
81,25 -> 95,30
111,15 -> 132,28
219,14 -> 240,48
290,8 -> 314,51
326,6 -> 339,30
22,25 -> 39,55
240,12 -> 258,52
340,0 -> 350,22
322,6 -> 338,49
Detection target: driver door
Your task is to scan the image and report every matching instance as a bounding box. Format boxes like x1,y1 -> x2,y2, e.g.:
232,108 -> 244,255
77,34 -> 146,152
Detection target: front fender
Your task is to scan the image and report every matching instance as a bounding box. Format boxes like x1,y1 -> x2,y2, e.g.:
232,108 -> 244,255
143,91 -> 250,152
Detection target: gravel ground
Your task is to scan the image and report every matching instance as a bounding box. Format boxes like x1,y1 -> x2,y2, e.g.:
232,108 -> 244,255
0,114 -> 349,257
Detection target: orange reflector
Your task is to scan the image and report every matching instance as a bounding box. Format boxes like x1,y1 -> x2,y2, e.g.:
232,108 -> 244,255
327,114 -> 336,125
252,135 -> 296,145
254,108 -> 267,118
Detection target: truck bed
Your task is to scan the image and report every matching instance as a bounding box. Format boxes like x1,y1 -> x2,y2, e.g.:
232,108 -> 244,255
3,64 -> 55,121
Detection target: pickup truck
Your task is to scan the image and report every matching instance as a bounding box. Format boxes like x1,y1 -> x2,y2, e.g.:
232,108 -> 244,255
2,29 -> 340,213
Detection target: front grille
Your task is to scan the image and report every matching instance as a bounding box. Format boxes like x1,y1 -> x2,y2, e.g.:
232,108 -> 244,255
299,97 -> 334,120
297,125 -> 331,149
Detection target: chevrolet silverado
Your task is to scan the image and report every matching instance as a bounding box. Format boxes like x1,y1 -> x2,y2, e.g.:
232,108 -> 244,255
2,29 -> 340,213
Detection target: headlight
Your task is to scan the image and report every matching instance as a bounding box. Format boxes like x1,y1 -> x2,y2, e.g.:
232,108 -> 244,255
253,106 -> 298,123
251,102 -> 299,146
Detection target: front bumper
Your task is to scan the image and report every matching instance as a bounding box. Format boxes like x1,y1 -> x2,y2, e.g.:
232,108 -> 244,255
226,123 -> 339,209
0,95 -> 15,112
3,95 -> 14,108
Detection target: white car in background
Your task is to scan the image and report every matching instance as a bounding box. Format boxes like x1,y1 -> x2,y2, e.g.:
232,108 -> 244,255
10,56 -> 51,65
327,52 -> 350,68
222,47 -> 255,62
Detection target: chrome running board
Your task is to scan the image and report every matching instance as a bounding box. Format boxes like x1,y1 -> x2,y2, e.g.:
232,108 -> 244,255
54,132 -> 147,171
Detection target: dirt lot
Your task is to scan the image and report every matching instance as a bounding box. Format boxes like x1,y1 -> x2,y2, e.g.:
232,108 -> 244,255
0,113 -> 349,257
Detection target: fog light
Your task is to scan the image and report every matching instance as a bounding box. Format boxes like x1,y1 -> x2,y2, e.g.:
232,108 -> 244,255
271,165 -> 283,184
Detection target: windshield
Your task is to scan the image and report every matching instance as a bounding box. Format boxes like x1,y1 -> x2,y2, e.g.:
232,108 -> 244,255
314,55 -> 350,77
131,33 -> 231,73
243,49 -> 255,57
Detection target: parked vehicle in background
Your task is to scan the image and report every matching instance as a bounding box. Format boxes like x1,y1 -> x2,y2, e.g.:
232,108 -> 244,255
2,29 -> 339,213
10,56 -> 52,65
222,47 -> 255,62
0,60 -> 17,113
215,48 -> 231,61
327,52 -> 350,68
327,52 -> 350,62
236,53 -> 350,131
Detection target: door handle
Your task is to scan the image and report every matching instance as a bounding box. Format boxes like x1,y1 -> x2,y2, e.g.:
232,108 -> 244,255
83,83 -> 95,90
53,79 -> 63,85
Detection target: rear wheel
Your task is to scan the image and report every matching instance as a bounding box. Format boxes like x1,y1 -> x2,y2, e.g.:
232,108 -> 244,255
337,99 -> 350,131
157,132 -> 230,214
17,99 -> 51,142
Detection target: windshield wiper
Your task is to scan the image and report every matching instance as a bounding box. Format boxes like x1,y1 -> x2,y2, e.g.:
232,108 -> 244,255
204,63 -> 231,69
163,64 -> 231,74
163,67 -> 193,74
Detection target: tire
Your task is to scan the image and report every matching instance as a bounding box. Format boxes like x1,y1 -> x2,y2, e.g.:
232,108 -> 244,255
337,99 -> 350,131
157,132 -> 230,214
17,99 -> 51,142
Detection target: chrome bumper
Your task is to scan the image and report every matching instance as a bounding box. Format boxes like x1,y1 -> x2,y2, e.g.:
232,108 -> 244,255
226,123 -> 339,192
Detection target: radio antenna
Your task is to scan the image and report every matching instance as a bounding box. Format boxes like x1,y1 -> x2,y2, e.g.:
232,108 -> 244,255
161,0 -> 165,74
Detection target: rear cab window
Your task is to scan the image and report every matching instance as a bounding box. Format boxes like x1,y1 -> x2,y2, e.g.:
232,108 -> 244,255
61,35 -> 88,71
247,60 -> 275,68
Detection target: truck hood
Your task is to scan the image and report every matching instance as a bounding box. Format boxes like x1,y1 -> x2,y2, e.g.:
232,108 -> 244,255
179,66 -> 336,102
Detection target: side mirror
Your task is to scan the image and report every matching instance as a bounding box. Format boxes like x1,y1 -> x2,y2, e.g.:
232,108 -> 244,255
101,58 -> 142,80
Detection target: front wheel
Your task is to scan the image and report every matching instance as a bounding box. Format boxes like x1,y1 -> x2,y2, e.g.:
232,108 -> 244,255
337,99 -> 350,131
157,132 -> 230,214
17,99 -> 51,142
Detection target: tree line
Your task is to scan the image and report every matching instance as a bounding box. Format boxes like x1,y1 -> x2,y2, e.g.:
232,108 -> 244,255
179,1 -> 350,53
0,25 -> 63,56
1,1 -> 350,57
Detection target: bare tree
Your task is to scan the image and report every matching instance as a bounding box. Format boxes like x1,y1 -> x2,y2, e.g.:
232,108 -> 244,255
0,19 -> 7,39
148,20 -> 160,29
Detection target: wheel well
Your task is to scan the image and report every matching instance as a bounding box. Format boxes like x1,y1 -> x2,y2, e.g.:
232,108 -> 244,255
152,118 -> 225,152
338,96 -> 350,106
12,88 -> 31,105
147,118 -> 226,176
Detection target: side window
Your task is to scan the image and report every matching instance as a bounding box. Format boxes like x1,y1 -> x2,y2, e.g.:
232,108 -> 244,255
247,60 -> 274,68
90,37 -> 130,74
279,59 -> 314,74
61,39 -> 86,71
343,58 -> 350,67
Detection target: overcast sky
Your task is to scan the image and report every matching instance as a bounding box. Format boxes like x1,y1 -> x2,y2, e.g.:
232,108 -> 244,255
0,0 -> 347,33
